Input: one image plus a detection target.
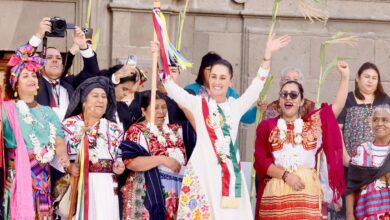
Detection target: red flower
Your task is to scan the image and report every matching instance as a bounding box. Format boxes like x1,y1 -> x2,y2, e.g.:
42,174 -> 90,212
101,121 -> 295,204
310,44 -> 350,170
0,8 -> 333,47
182,186 -> 190,194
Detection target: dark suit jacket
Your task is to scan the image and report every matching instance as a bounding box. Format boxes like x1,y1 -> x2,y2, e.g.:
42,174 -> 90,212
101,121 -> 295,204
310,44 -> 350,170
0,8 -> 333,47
35,52 -> 99,106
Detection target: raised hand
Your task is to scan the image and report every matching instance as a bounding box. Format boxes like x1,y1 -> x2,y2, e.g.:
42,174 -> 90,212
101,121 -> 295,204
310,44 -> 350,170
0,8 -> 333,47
150,41 -> 160,54
337,60 -> 350,79
264,33 -> 291,59
73,26 -> 88,50
35,17 -> 52,39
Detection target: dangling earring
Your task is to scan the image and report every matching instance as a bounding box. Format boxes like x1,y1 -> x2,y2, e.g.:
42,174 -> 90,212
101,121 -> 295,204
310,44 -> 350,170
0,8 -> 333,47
35,86 -> 39,96
14,91 -> 18,98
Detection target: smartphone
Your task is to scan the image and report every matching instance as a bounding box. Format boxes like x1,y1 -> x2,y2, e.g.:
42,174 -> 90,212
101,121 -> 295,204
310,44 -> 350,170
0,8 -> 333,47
127,54 -> 137,66
82,27 -> 93,39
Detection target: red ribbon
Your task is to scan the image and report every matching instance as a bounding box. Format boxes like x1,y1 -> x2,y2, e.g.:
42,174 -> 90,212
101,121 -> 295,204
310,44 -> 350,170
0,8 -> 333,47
201,98 -> 231,196
152,9 -> 171,79
83,135 -> 90,220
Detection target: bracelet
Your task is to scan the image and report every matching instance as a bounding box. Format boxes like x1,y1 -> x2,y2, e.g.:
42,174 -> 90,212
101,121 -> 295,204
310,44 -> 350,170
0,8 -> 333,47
282,170 -> 290,183
80,45 -> 89,51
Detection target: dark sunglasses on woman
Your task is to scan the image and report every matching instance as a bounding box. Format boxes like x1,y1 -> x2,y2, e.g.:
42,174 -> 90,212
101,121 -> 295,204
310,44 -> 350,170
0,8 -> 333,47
279,91 -> 300,100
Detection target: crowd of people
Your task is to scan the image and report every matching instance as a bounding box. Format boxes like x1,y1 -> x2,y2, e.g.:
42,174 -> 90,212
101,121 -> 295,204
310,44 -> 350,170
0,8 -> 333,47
1,16 -> 390,220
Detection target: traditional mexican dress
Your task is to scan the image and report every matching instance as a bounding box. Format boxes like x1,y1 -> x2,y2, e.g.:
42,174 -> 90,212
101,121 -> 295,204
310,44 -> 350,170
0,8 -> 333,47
121,123 -> 186,220
62,115 -> 123,220
3,101 -> 64,219
350,142 -> 390,219
164,67 -> 270,220
254,105 -> 345,220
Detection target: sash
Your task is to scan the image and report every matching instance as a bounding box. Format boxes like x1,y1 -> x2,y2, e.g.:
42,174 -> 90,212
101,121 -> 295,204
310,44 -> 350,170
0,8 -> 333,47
75,135 -> 89,220
4,101 -> 35,219
201,98 -> 241,208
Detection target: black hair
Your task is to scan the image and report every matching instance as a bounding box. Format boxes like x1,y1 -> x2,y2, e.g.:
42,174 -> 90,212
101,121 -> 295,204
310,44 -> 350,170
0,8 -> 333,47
99,64 -> 141,86
195,52 -> 222,85
140,90 -> 166,110
355,62 -> 387,101
280,80 -> 304,99
46,47 -> 66,64
210,59 -> 233,79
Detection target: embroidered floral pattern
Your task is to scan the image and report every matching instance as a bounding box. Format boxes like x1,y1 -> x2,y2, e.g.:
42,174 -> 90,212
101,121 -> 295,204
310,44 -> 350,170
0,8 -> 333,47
125,123 -> 185,164
121,172 -> 149,220
343,106 -> 375,156
123,123 -> 186,220
177,162 -> 210,220
269,111 -> 321,151
62,115 -> 123,162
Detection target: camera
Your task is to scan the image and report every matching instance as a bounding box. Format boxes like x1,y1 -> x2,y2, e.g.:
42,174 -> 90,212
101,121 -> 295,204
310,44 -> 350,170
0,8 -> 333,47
46,17 -> 67,38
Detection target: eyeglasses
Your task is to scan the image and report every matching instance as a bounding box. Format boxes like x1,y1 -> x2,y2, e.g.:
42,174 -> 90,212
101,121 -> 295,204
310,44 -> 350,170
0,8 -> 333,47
279,91 -> 300,100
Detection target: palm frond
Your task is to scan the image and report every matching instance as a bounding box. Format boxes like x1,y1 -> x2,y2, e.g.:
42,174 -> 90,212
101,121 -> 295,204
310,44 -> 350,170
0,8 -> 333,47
297,0 -> 329,23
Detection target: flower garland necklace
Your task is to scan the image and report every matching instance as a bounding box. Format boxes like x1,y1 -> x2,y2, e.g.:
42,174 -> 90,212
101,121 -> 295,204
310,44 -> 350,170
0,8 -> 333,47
85,118 -> 108,164
208,99 -> 233,163
277,118 -> 304,145
149,123 -> 178,147
16,100 -> 57,163
148,123 -> 185,165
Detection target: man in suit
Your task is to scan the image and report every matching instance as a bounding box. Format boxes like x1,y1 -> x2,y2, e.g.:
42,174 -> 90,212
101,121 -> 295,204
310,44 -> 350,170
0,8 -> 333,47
32,17 -> 99,120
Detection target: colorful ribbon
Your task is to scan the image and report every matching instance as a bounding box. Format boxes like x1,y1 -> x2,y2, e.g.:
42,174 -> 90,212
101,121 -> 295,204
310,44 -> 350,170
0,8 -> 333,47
152,9 -> 192,80
75,134 -> 89,220
6,43 -> 46,90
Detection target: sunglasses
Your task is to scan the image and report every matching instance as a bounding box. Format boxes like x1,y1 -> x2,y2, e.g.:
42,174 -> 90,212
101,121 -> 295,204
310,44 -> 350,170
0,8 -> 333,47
279,91 -> 300,100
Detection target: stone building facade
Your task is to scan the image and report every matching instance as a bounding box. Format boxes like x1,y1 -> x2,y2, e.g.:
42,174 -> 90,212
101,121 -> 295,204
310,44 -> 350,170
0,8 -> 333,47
1,0 -> 390,161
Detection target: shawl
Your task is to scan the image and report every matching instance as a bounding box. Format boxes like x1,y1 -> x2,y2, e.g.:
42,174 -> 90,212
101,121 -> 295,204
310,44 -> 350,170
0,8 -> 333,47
120,140 -> 166,220
4,101 -> 35,219
346,152 -> 390,195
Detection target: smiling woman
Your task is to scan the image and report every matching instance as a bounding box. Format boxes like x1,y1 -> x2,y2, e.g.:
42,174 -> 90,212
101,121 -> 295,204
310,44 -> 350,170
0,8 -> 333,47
346,104 -> 390,220
160,34 -> 291,219
2,41 -> 69,220
62,76 -> 124,220
254,61 -> 350,220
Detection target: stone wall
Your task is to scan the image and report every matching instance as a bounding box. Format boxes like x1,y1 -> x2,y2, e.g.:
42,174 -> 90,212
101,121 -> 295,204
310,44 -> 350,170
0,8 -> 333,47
1,0 -> 390,161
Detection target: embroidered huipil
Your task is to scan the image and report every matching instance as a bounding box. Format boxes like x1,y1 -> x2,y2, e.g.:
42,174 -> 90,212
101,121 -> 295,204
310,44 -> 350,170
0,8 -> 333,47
62,115 -> 123,220
122,123 -> 186,220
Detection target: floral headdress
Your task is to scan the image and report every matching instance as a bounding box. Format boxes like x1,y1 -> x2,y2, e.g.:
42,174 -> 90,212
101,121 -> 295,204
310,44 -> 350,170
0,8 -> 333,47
6,44 -> 46,90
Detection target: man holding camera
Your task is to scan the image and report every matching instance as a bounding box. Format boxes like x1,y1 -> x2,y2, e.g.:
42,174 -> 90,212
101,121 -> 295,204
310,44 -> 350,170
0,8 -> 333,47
31,17 -> 99,120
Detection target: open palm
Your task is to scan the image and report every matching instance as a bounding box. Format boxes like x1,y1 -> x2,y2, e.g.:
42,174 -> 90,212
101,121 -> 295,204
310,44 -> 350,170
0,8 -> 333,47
266,33 -> 291,55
